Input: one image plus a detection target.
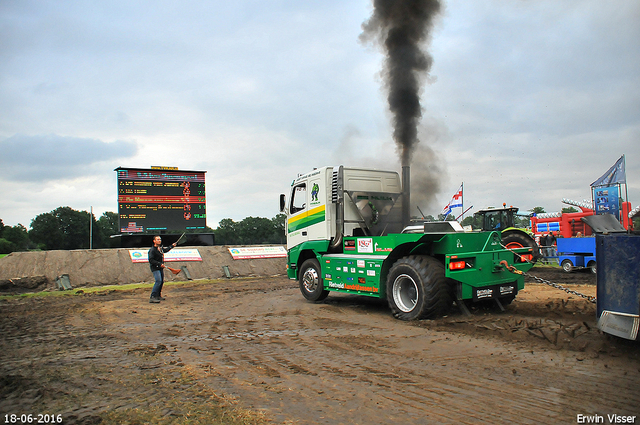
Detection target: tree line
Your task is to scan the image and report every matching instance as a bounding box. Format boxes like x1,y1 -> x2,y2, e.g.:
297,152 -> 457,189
0,207 -> 287,254
3,205 -> 636,254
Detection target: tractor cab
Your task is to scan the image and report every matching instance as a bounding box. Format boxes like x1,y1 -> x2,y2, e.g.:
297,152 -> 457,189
474,205 -> 539,261
474,206 -> 519,232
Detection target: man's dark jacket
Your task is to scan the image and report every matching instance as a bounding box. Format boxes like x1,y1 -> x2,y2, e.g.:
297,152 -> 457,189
148,245 -> 174,272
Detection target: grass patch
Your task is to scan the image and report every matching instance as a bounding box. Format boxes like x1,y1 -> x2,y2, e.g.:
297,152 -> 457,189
532,262 -> 561,269
0,278 -> 237,302
0,254 -> 7,259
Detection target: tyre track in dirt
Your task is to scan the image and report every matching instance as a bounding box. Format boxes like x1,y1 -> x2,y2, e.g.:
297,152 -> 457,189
185,309 -> 636,424
154,281 -> 638,424
1,273 -> 638,424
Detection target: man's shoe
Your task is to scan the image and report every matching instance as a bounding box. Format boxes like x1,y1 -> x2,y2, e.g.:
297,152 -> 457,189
149,297 -> 161,303
159,296 -> 166,301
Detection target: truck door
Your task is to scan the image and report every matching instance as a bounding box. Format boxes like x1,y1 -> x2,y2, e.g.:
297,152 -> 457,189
287,182 -> 309,249
306,176 -> 327,241
287,175 -> 329,249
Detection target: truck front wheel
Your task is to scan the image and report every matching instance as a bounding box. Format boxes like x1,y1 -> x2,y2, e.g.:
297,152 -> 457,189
299,258 -> 329,302
386,256 -> 452,320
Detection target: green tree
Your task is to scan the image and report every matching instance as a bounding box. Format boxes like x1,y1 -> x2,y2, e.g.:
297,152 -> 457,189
97,211 -> 119,247
214,218 -> 238,245
437,214 -> 456,222
213,214 -> 288,246
2,224 -> 30,252
0,238 -> 12,254
561,207 -> 579,214
0,219 -> 28,254
514,215 -> 531,228
29,207 -> 99,250
29,211 -> 63,250
236,216 -> 273,245
98,212 -> 119,236
461,214 -> 483,229
270,213 -> 286,244
460,216 -> 474,228
529,206 -> 546,214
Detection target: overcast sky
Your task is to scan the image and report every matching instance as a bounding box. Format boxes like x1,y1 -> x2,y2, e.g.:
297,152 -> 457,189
1,0 -> 638,229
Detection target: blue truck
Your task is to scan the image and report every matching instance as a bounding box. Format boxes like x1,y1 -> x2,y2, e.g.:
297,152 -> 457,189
556,237 -> 596,274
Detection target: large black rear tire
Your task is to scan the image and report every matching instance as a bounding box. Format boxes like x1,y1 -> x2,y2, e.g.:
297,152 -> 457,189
386,256 -> 452,320
501,230 -> 540,262
299,258 -> 329,301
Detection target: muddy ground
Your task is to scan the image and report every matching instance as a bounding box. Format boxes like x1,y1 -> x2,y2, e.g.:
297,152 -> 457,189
0,266 -> 638,424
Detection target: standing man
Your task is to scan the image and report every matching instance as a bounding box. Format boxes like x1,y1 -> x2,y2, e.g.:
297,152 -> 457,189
148,235 -> 177,303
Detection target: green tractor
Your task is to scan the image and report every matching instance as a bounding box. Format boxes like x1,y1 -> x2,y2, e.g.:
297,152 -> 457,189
474,206 -> 540,261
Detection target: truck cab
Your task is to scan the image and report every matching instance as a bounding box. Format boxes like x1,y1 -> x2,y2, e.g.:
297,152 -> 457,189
282,166 -> 404,251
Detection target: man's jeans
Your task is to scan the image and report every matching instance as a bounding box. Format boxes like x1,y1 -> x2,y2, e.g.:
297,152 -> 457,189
151,270 -> 164,298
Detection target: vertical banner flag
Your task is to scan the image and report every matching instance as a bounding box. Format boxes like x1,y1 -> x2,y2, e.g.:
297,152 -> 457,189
442,184 -> 463,218
593,186 -> 620,217
591,155 -> 626,187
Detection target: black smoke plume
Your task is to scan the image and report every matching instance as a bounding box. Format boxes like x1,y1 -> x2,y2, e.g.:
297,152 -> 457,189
361,0 -> 441,167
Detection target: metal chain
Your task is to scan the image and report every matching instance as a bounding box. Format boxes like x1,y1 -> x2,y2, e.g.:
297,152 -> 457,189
499,243 -> 597,304
519,269 -> 597,304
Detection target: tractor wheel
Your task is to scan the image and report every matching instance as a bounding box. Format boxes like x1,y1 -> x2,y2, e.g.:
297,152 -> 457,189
386,256 -> 452,321
501,231 -> 540,262
299,258 -> 329,301
561,259 -> 574,273
587,260 -> 597,274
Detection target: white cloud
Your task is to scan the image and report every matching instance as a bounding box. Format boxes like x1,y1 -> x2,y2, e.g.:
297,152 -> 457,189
0,134 -> 137,181
0,0 -> 638,228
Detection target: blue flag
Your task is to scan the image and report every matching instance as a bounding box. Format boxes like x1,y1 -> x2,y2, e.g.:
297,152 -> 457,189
591,155 -> 626,187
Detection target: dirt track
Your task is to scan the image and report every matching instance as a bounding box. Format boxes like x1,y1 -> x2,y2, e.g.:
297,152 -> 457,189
1,266 -> 638,424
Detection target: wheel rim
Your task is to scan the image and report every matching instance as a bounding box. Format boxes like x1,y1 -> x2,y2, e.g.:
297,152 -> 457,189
505,242 -> 524,249
392,274 -> 418,313
302,267 -> 319,292
562,261 -> 572,272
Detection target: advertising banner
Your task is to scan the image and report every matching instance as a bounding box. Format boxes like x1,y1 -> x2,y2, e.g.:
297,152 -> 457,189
228,246 -> 287,260
129,248 -> 203,263
593,186 -> 620,218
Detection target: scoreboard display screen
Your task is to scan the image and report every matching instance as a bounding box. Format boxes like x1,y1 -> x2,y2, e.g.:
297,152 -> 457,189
115,167 -> 206,233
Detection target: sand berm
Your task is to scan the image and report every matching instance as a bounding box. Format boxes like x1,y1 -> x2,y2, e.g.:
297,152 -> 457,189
0,246 -> 287,292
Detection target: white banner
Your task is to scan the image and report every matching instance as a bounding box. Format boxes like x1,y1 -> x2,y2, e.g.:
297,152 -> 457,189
228,246 -> 287,260
129,248 -> 203,263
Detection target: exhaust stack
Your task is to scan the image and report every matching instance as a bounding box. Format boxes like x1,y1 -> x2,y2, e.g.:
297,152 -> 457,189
402,165 -> 410,228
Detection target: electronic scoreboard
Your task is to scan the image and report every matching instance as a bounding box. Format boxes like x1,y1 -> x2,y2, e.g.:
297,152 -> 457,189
115,166 -> 206,233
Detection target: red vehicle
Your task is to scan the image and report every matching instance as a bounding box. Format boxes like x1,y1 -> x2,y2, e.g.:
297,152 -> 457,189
530,201 -> 594,239
530,198 -> 634,239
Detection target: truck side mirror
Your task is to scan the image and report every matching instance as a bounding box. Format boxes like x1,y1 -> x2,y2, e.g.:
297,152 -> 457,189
279,194 -> 286,212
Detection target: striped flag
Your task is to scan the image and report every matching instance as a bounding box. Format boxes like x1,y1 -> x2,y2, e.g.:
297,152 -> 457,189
442,184 -> 463,218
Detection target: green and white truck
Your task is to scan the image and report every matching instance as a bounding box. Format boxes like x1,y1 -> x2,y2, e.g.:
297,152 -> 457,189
280,166 -> 534,320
